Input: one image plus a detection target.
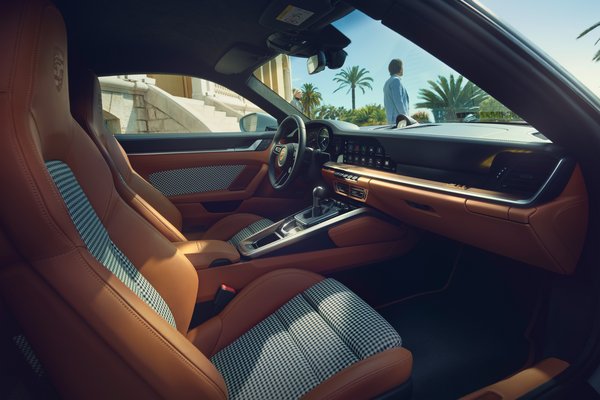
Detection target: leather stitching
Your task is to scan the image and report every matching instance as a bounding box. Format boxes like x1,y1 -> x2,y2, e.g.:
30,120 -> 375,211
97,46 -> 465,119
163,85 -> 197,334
310,350 -> 412,400
72,248 -> 227,398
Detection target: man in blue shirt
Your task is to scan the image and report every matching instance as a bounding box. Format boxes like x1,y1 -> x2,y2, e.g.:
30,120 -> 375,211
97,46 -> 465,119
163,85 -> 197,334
290,88 -> 304,112
383,59 -> 409,125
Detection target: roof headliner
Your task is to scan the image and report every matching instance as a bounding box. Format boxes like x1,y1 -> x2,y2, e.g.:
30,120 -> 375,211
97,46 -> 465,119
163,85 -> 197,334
55,0 -> 352,82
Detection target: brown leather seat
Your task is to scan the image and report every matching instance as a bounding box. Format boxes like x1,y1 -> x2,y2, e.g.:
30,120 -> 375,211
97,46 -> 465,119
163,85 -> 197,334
69,66 -> 271,243
0,1 -> 412,398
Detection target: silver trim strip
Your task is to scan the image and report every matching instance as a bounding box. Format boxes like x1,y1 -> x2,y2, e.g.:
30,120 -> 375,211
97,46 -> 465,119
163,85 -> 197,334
238,207 -> 369,258
125,139 -> 264,156
324,159 -> 568,206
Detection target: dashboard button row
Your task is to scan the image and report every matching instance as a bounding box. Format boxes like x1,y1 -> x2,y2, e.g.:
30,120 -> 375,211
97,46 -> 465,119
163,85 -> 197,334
333,171 -> 359,181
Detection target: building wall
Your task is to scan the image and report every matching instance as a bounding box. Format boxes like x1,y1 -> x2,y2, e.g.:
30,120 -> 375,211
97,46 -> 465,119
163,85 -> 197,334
149,74 -> 192,98
98,55 -> 291,133
253,54 -> 292,101
100,77 -> 190,134
148,54 -> 292,105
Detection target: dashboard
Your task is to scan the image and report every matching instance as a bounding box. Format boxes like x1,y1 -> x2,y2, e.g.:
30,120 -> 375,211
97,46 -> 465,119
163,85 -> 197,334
306,119 -> 588,276
306,120 -> 573,207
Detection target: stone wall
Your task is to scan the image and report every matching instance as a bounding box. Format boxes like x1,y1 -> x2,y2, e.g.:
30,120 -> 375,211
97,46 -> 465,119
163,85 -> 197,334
100,76 -> 192,134
99,75 -> 242,134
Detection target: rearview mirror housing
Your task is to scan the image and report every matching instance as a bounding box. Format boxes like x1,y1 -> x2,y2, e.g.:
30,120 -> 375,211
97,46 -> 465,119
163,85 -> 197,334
307,52 -> 326,75
326,49 -> 347,69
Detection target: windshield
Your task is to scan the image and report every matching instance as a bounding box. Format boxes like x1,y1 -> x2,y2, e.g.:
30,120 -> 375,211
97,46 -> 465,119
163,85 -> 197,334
478,0 -> 600,101
256,10 -> 524,126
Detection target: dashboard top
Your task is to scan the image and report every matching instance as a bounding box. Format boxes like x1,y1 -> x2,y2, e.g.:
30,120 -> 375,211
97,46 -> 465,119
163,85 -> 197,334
306,120 -> 571,208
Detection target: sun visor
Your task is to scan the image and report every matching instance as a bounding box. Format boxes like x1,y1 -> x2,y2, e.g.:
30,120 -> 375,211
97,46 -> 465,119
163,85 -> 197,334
215,45 -> 272,75
266,24 -> 350,58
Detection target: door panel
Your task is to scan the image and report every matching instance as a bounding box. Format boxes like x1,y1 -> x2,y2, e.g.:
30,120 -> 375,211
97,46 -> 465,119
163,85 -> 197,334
120,133 -> 310,232
116,132 -> 273,154
128,150 -> 270,203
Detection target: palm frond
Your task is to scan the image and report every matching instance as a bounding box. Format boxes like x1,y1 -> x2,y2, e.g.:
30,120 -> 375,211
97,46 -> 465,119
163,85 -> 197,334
578,22 -> 600,39
417,74 -> 488,114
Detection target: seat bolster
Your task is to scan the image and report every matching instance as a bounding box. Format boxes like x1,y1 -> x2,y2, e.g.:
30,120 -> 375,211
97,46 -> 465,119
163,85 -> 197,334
129,170 -> 184,231
124,182 -> 187,242
69,67 -> 185,237
198,213 -> 266,241
301,347 -> 413,400
187,269 -> 323,356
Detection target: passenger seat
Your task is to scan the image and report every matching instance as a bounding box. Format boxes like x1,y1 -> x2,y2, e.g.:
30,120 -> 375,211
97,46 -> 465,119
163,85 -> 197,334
69,66 -> 273,244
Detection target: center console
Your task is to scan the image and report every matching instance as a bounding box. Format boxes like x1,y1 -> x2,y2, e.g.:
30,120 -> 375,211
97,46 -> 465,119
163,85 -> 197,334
237,186 -> 369,258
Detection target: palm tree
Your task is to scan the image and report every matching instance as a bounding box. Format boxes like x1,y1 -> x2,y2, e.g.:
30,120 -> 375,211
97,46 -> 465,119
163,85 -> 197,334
351,104 -> 387,126
300,83 -> 322,118
578,22 -> 600,62
411,111 -> 431,123
415,74 -> 488,122
479,96 -> 521,122
333,66 -> 374,110
315,105 -> 348,120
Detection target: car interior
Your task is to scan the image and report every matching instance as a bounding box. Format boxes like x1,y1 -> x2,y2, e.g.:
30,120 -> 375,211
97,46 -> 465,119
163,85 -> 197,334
1,0 -> 600,399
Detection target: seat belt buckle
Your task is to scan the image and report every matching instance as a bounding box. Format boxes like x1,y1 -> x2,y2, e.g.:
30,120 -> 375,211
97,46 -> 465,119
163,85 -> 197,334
213,284 -> 237,314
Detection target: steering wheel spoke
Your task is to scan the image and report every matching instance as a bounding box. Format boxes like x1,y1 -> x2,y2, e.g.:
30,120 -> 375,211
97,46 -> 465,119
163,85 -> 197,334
275,169 -> 290,186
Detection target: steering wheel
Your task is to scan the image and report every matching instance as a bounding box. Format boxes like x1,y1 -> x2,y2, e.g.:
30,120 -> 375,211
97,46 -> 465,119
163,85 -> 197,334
268,114 -> 306,190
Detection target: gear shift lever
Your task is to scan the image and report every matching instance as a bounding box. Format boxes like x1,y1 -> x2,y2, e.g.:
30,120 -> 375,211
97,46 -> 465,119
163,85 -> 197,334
293,185 -> 339,227
312,186 -> 327,217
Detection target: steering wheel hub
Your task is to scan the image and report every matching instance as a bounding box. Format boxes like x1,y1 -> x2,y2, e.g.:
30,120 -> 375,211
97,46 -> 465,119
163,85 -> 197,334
277,145 -> 289,167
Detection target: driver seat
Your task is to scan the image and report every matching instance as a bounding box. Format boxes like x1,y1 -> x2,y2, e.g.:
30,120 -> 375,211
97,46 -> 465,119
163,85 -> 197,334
0,1 -> 413,398
69,66 -> 272,245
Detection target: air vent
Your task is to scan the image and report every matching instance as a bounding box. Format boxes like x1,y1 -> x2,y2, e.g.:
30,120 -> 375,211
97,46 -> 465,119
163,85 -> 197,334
499,170 -> 541,195
335,182 -> 349,195
350,186 -> 366,200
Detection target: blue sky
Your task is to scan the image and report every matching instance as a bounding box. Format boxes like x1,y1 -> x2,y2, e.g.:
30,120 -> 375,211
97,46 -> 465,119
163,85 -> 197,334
289,1 -> 600,113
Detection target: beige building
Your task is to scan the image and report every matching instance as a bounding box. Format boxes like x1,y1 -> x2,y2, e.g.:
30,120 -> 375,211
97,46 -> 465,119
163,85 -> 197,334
100,55 -> 292,134
253,54 -> 293,101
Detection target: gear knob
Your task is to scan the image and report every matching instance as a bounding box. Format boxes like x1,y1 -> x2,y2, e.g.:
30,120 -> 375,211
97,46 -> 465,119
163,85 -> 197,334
312,186 -> 327,217
312,186 -> 327,199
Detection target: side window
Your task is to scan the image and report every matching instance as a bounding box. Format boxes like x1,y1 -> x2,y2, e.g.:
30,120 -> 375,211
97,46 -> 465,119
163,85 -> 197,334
99,74 -> 275,134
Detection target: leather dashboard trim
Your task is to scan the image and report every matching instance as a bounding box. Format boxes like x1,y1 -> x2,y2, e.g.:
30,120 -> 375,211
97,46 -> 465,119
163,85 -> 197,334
323,166 -> 587,274
323,159 -> 571,207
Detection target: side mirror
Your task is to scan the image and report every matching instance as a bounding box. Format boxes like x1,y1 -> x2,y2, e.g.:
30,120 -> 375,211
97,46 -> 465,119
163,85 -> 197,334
307,51 -> 326,75
239,112 -> 278,132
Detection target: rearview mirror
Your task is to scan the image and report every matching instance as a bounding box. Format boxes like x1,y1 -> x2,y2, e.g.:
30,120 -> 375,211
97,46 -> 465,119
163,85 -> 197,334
239,112 -> 278,132
307,52 -> 326,75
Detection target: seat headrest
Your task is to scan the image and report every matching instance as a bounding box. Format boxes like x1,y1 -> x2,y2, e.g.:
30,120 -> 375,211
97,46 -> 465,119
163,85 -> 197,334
0,0 -> 117,260
1,0 -> 72,161
70,63 -> 107,147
